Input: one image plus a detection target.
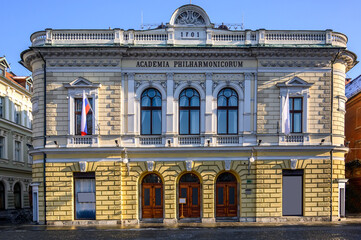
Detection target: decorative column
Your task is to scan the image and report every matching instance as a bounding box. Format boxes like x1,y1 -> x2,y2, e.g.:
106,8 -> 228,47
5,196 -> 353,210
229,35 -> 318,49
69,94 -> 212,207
244,73 -> 252,132
127,73 -> 135,134
205,73 -> 213,134
166,73 -> 174,135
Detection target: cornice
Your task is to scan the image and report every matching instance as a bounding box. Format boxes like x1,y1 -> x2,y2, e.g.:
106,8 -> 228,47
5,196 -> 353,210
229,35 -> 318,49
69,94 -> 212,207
22,46 -> 349,69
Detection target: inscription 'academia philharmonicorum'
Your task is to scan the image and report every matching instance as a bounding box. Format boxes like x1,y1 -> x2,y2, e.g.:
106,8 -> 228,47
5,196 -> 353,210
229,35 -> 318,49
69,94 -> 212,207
136,60 -> 243,68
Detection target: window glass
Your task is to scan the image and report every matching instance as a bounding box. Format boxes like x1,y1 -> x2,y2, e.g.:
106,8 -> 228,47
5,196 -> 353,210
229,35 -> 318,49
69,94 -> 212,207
75,98 -> 93,135
144,188 -> 150,206
290,97 -> 303,133
218,187 -> 224,204
179,110 -> 189,135
14,104 -> 21,124
228,110 -> 238,134
190,110 -> 199,134
141,110 -> 151,135
217,88 -> 238,134
15,141 -> 21,162
192,187 -> 198,205
155,188 -> 162,206
229,187 -> 235,205
218,110 -> 227,134
179,89 -> 200,135
152,110 -> 162,134
0,97 -> 4,118
141,89 -> 162,135
142,174 -> 162,184
0,137 -> 4,158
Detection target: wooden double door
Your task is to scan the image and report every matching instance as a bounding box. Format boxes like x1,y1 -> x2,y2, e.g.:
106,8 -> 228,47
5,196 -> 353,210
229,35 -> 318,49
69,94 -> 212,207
216,172 -> 238,218
179,173 -> 201,218
142,174 -> 163,219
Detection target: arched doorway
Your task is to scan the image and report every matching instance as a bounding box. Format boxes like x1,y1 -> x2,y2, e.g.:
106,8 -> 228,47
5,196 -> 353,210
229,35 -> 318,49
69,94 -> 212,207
14,182 -> 22,209
141,173 -> 163,219
179,173 -> 200,218
0,182 -> 5,210
216,172 -> 237,217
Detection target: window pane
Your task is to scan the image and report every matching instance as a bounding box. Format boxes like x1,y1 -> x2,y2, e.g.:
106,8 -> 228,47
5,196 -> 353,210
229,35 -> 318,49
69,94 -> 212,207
181,188 -> 187,198
290,113 -> 293,132
155,188 -> 162,206
229,187 -> 235,205
179,96 -> 189,107
293,113 -> 302,133
148,88 -> 155,98
190,110 -> 199,134
152,110 -> 161,134
224,89 -> 232,97
186,89 -> 194,98
289,98 -> 293,111
229,96 -> 238,106
218,187 -> 224,204
144,188 -> 150,206
141,110 -> 151,134
218,110 -> 227,134
179,110 -> 189,134
141,96 -> 151,107
192,187 -> 198,205
218,96 -> 227,106
294,98 -> 302,110
190,96 -> 199,106
228,110 -> 238,134
152,96 -> 162,107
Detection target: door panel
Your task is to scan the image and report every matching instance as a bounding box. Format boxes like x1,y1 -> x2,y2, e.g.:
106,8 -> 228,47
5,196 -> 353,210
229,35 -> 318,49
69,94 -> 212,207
179,183 -> 200,218
142,183 -> 163,219
216,183 -> 237,217
282,175 -> 303,216
75,178 -> 96,220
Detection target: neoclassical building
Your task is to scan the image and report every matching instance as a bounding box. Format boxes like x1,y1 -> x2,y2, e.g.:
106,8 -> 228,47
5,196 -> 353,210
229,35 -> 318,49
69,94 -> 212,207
0,57 -> 33,223
21,4 -> 357,224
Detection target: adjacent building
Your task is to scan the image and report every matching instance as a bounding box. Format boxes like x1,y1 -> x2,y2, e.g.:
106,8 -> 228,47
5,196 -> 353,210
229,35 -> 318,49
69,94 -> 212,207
0,57 -> 33,223
21,4 -> 357,224
345,75 -> 361,213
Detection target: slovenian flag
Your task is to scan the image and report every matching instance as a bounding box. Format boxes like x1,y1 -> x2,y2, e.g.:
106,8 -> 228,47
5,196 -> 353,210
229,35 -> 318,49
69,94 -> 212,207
81,91 -> 92,136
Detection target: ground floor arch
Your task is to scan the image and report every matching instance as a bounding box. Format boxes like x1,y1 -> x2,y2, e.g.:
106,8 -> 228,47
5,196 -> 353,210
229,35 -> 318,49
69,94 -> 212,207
141,173 -> 163,219
215,172 -> 238,218
179,173 -> 201,219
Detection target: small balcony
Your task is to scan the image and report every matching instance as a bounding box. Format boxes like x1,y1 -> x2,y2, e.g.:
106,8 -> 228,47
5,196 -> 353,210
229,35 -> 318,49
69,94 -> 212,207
67,135 -> 99,147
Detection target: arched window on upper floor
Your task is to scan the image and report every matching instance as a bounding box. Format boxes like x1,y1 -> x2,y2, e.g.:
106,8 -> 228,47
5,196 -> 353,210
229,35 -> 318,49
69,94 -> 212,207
217,88 -> 238,134
141,88 -> 162,135
179,88 -> 200,135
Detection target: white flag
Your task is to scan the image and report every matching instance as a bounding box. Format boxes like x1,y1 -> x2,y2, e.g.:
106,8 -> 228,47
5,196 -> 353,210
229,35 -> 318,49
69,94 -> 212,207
282,93 -> 290,135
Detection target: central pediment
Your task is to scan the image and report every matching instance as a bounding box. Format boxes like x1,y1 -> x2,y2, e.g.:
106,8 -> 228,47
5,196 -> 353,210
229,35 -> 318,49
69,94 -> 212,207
169,4 -> 212,27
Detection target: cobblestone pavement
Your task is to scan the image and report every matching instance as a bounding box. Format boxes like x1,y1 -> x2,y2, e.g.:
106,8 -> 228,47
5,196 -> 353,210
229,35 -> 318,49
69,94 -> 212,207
1,222 -> 361,240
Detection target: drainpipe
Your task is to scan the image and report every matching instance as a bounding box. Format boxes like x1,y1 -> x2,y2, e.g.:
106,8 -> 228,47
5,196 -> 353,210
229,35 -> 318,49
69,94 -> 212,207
38,51 -> 47,225
330,49 -> 341,221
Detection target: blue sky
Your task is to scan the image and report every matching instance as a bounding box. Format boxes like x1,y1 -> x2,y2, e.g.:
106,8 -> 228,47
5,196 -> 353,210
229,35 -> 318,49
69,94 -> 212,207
2,0 -> 360,79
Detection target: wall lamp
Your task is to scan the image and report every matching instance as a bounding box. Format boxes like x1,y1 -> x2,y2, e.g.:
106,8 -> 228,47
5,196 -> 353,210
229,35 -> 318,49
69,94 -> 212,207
115,140 -> 119,147
258,139 -> 262,146
320,139 -> 325,145
248,148 -> 255,175
123,149 -> 130,175
53,141 -> 59,148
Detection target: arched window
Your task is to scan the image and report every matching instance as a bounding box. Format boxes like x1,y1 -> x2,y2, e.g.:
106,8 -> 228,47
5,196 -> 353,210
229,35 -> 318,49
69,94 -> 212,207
141,88 -> 162,135
217,88 -> 238,134
14,182 -> 21,209
0,182 -> 5,210
179,88 -> 200,135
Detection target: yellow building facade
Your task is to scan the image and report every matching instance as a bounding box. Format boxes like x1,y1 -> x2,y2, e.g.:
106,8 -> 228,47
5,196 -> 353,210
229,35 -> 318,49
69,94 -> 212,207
21,5 -> 357,224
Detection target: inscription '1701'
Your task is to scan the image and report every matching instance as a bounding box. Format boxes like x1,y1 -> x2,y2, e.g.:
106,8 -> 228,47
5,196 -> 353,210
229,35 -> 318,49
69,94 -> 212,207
136,60 -> 243,68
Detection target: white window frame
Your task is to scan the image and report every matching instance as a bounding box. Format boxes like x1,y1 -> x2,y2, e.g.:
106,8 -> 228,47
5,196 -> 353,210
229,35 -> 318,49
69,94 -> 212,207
277,77 -> 313,144
63,78 -> 101,136
14,140 -> 22,162
0,129 -> 8,159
